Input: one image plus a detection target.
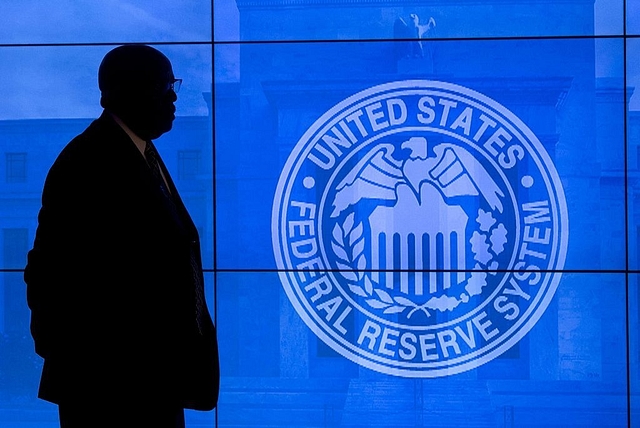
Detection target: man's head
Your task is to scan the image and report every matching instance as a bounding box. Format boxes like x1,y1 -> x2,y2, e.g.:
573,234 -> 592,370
98,44 -> 178,140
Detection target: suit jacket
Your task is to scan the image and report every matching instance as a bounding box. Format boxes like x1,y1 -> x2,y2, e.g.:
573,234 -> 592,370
24,111 -> 219,410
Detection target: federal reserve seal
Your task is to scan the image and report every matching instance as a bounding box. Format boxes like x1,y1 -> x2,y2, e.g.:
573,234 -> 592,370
272,80 -> 568,377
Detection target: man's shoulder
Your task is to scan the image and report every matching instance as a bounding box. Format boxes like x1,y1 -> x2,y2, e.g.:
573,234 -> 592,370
46,113 -> 131,183
70,113 -> 123,147
57,113 -> 128,161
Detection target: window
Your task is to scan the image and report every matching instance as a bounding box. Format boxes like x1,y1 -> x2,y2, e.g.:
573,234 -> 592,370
5,152 -> 26,183
178,150 -> 201,180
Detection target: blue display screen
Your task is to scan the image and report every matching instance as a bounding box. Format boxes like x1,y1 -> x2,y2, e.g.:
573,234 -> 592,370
1,0 -> 639,427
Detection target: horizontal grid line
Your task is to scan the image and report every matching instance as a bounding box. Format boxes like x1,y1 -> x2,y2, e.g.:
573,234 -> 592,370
1,33 -> 639,48
0,41 -> 213,48
1,268 -> 638,274
212,269 -> 638,274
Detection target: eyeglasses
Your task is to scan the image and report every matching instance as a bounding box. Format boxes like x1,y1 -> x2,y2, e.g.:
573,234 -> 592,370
169,78 -> 182,94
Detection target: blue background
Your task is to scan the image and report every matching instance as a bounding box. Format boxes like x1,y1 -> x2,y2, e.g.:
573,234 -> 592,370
0,0 -> 639,426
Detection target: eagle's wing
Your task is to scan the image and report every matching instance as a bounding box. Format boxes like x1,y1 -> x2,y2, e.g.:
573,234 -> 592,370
331,144 -> 404,218
430,144 -> 504,213
418,17 -> 437,39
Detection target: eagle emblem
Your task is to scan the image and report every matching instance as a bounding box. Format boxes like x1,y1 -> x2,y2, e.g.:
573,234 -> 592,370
272,80 -> 568,377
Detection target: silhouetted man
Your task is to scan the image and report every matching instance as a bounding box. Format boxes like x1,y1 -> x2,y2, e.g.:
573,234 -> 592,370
24,44 -> 219,427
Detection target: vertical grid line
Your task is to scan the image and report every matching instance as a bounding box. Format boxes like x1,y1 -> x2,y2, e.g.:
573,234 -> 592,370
624,0 -> 631,425
211,1 -> 218,427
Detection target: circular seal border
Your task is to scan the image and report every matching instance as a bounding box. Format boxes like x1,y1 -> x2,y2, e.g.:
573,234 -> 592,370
272,80 -> 568,378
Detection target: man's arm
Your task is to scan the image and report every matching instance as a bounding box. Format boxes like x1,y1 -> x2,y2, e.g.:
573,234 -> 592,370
24,139 -> 103,359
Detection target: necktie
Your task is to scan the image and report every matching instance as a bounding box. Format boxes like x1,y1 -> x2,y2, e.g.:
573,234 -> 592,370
144,141 -> 171,198
144,141 -> 207,335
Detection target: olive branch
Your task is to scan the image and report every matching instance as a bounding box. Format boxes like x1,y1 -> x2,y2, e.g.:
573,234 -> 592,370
330,208 -> 508,317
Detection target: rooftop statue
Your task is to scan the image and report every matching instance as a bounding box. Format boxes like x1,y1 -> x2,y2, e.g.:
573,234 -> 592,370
393,13 -> 437,59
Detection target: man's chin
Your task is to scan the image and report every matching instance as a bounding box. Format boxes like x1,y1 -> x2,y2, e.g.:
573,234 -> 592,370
150,120 -> 174,139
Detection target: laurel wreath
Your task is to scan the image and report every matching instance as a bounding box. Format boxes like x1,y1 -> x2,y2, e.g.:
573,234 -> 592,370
332,209 -> 507,319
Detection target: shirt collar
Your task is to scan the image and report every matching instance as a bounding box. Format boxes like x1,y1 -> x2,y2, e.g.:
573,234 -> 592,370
109,112 -> 147,157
